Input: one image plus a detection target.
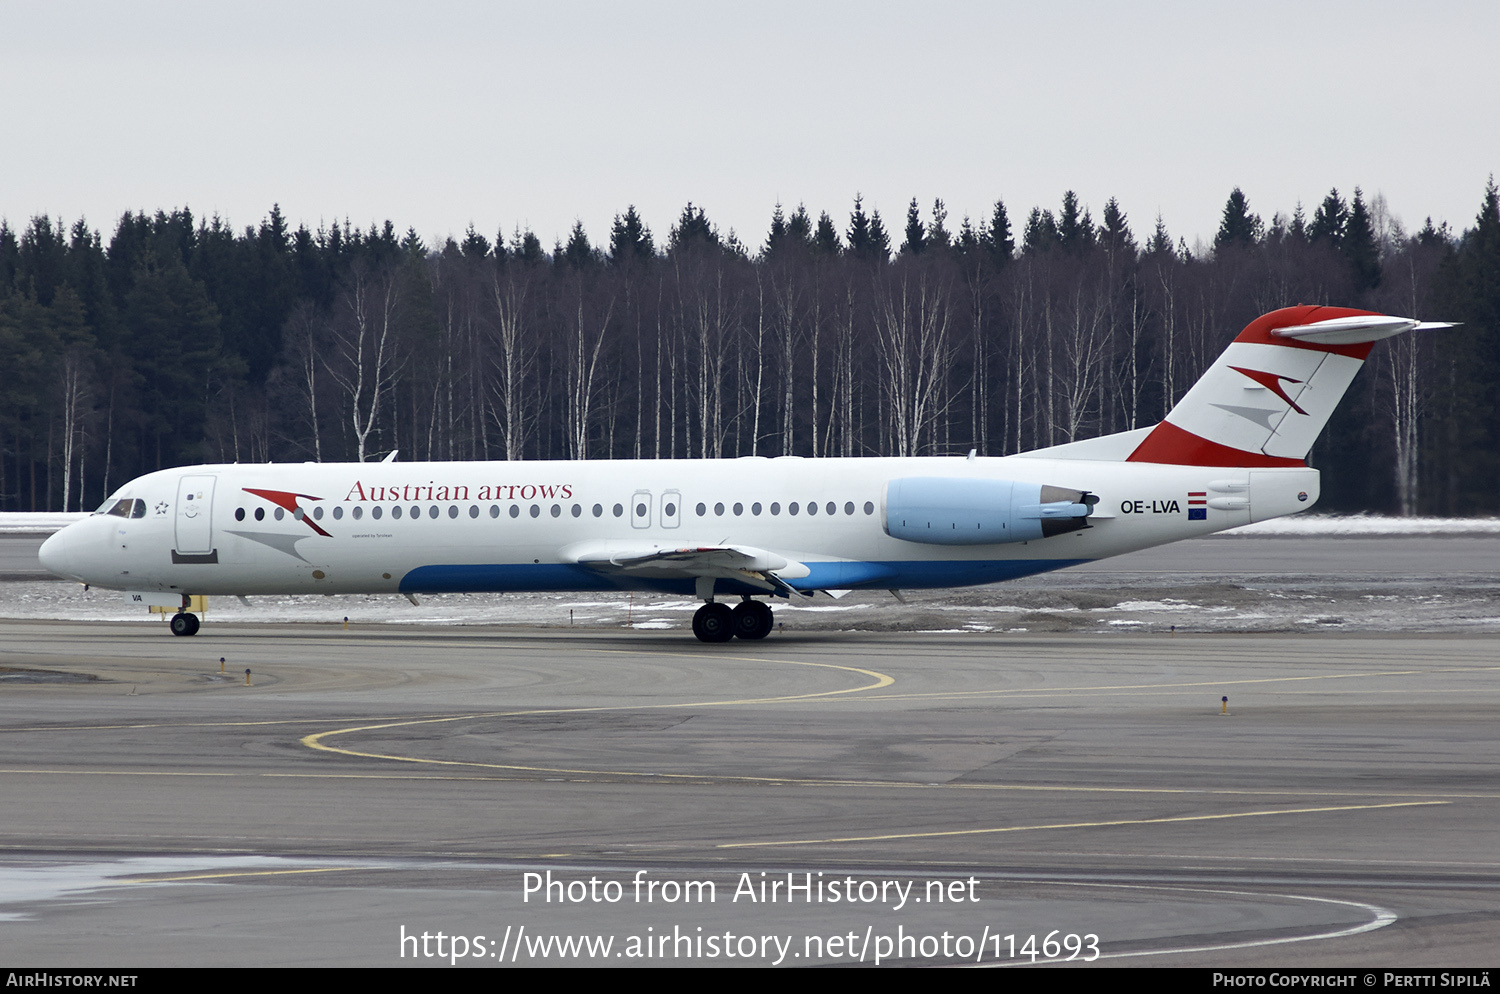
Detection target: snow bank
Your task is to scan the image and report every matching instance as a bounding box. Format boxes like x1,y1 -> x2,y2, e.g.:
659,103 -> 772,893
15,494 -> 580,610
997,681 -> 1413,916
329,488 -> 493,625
0,513 -> 89,533
1223,514 -> 1500,537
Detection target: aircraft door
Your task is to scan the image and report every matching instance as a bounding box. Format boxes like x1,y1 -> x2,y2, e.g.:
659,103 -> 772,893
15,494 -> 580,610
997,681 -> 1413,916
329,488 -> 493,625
175,475 -> 217,555
631,491 -> 653,530
661,489 -> 682,529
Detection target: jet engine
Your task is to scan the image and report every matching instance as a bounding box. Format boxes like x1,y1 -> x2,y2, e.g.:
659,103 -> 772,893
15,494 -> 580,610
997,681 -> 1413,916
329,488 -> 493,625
884,477 -> 1095,545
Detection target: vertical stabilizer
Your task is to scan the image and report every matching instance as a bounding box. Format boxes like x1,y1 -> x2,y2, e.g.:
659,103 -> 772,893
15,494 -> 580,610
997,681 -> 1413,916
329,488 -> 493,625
1127,306 -> 1440,467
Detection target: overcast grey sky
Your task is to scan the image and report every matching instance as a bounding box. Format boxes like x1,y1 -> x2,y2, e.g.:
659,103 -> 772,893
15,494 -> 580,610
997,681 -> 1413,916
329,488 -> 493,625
3,1 -> 1496,251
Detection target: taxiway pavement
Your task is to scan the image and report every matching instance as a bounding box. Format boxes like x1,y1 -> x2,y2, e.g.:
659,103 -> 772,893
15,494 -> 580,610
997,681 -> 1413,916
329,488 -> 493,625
2,620 -> 1498,967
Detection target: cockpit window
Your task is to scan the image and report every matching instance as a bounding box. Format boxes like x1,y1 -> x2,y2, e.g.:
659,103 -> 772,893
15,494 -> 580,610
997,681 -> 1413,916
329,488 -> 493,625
103,498 -> 146,518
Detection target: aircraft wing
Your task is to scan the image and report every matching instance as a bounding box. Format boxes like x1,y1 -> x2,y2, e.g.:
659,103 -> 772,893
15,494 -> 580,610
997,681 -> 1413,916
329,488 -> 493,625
559,542 -> 810,596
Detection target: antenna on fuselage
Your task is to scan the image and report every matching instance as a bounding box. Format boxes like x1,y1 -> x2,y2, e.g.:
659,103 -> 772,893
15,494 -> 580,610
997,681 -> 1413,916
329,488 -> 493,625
381,450 -> 399,463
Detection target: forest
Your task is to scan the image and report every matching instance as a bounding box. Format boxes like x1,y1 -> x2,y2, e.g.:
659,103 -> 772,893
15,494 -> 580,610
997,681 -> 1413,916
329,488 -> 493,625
1,181 -> 1497,515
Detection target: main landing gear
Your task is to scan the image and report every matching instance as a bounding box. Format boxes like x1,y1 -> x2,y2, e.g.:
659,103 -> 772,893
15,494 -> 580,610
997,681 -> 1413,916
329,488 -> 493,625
169,611 -> 200,636
691,598 -> 774,643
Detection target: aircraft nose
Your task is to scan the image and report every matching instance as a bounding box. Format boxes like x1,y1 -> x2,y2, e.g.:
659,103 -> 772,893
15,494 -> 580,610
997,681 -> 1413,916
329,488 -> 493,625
38,526 -> 83,581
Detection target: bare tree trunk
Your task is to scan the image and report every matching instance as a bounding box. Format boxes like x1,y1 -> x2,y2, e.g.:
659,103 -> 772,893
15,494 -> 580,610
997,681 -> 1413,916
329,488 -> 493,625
325,265 -> 407,462
488,266 -> 534,460
874,268 -> 953,457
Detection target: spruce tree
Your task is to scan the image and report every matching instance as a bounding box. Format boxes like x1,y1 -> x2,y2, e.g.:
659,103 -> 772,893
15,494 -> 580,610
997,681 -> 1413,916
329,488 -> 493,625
563,221 -> 595,269
1417,216 -> 1451,248
762,203 -> 788,257
813,212 -> 841,255
608,206 -> 654,265
1145,214 -> 1173,257
1342,188 -> 1381,292
846,194 -> 872,258
1213,187 -> 1262,251
982,200 -> 1014,268
787,204 -> 813,248
901,198 -> 926,255
0,222 -> 18,291
1100,197 -> 1136,255
514,228 -> 546,265
1057,192 -> 1094,254
1287,202 -> 1307,241
1023,208 -> 1058,254
460,224 -> 490,259
928,198 -> 951,251
669,203 -> 718,251
867,210 -> 891,262
1309,189 -> 1349,247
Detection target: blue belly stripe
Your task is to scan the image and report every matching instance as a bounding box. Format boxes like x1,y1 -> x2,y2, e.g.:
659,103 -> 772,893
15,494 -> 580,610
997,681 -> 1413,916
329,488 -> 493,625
399,559 -> 1093,596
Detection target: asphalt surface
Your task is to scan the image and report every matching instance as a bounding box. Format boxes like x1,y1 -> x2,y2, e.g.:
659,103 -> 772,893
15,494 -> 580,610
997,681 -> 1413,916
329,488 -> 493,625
2,619 -> 1499,967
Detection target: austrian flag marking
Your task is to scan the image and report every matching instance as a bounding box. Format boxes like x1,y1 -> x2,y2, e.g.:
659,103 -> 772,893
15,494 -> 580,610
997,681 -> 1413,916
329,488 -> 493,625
1188,491 -> 1207,521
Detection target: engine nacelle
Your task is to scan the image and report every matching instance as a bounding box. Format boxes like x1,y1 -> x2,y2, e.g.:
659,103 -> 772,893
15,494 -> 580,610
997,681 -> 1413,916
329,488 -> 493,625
884,477 -> 1094,545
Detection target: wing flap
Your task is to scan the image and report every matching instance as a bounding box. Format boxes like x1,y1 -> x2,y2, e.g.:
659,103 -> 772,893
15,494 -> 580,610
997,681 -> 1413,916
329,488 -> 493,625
559,541 -> 809,595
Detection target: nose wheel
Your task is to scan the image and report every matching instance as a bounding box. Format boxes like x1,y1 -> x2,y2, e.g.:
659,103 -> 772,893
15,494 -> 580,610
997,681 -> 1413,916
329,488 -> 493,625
169,612 -> 201,637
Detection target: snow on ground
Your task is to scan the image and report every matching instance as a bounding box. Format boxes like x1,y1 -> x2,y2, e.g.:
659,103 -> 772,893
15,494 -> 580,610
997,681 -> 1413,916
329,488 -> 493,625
4,573 -> 1498,636
1224,514 -> 1500,537
0,513 -> 89,533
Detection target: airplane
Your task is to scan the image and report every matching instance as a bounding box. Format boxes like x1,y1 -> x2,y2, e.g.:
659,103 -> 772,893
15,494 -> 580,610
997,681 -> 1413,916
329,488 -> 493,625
38,305 -> 1449,642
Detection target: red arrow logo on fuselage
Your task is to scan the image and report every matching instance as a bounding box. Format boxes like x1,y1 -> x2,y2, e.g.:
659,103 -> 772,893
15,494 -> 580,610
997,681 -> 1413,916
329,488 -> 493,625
1228,366 -> 1308,415
243,488 -> 332,537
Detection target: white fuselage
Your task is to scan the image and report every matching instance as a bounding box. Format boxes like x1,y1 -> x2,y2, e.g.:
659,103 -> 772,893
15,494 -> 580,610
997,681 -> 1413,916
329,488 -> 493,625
39,454 -> 1320,599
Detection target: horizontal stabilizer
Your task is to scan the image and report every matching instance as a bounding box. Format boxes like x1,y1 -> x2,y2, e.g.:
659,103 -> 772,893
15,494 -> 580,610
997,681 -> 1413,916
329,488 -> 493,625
1272,314 -> 1455,345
